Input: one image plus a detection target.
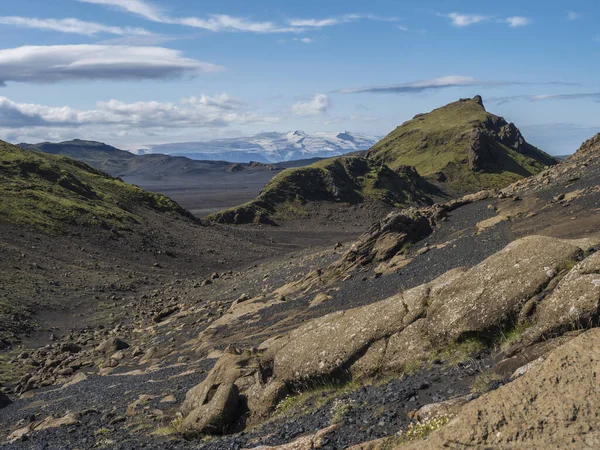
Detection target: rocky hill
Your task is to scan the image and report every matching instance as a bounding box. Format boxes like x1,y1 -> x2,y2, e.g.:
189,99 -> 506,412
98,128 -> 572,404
366,95 -> 557,194
207,156 -> 436,225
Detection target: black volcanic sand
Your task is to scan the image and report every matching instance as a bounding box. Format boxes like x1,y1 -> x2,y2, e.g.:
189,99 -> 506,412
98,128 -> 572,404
3,155 -> 600,449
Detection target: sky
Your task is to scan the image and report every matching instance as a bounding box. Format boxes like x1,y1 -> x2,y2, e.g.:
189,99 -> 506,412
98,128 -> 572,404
0,0 -> 598,154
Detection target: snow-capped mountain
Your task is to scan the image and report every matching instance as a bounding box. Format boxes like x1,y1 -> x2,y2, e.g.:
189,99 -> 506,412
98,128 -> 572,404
140,131 -> 380,163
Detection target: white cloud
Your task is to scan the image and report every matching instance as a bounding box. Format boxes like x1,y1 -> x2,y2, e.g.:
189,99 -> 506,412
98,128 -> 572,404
567,11 -> 580,21
291,94 -> 330,116
0,94 -> 279,134
504,16 -> 530,27
0,16 -> 152,36
77,0 -> 165,22
490,92 -> 600,104
174,15 -> 298,33
78,0 -> 395,34
339,75 -> 480,94
293,37 -> 313,44
0,45 -> 223,85
444,13 -> 489,27
339,76 -> 578,95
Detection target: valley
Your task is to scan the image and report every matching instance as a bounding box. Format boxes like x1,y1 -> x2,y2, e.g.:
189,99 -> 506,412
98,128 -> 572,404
1,98 -> 599,450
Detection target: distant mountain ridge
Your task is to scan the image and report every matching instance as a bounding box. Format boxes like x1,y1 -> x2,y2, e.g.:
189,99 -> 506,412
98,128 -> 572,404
142,131 -> 380,163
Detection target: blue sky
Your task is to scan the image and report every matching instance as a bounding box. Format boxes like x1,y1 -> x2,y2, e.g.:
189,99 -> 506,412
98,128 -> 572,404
0,0 -> 598,153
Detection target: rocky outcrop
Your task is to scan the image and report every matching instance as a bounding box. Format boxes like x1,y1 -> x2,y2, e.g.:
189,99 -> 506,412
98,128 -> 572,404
571,132 -> 600,160
272,236 -> 582,383
182,236 -> 600,437
524,251 -> 600,343
366,96 -> 557,194
207,156 -> 434,225
400,329 -> 600,449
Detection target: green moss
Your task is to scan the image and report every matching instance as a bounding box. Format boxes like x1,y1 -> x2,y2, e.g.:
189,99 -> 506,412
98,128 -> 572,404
496,322 -> 531,352
208,156 -> 433,225
471,369 -> 503,394
0,140 -> 193,233
367,97 -> 556,193
273,379 -> 361,419
431,338 -> 486,367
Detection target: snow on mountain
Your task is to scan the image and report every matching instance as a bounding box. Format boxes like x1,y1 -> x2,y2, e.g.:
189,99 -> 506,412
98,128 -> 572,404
140,131 -> 379,163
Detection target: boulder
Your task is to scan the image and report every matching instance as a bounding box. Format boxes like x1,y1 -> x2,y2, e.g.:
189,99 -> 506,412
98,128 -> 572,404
181,350 -> 249,415
244,424 -> 340,450
272,236 -> 583,384
182,383 -> 239,437
426,235 -> 581,342
401,329 -> 600,449
525,251 -> 600,342
273,268 -> 462,382
95,337 -> 129,353
0,392 -> 12,409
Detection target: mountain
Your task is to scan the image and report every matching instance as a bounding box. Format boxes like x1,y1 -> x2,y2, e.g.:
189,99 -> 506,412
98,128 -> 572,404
207,156 -> 435,225
143,130 -> 380,163
1,140 -> 193,232
18,139 -> 137,175
3,128 -> 600,449
366,95 -> 557,194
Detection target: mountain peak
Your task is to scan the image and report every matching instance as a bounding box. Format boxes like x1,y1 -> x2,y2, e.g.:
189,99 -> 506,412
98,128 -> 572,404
472,95 -> 485,109
366,96 -> 557,194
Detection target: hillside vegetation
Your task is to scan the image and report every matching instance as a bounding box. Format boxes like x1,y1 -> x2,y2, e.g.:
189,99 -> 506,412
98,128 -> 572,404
366,96 -> 557,193
207,156 -> 434,224
0,140 -> 194,232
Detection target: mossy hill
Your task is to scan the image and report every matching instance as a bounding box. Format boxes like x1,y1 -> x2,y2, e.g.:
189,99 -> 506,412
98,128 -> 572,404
0,140 -> 195,232
207,156 -> 434,225
366,96 -> 557,194
18,139 -> 136,175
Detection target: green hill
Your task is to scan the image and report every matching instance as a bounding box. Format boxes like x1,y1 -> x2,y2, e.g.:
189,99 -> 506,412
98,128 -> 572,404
18,139 -> 137,175
207,156 -> 434,225
0,140 -> 194,232
366,96 -> 557,194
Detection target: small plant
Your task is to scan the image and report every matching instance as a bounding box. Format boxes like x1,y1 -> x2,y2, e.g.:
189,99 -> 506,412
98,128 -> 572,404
471,370 -> 502,394
273,378 -> 361,419
402,359 -> 424,376
496,322 -> 530,352
94,428 -> 110,436
152,414 -> 185,436
432,338 -> 485,367
330,398 -> 357,424
380,415 -> 453,448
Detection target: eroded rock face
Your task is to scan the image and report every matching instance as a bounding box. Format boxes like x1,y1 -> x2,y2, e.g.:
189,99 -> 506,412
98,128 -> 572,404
400,329 -> 600,449
426,235 -> 582,342
525,251 -> 600,342
182,383 -> 239,437
182,236 -> 600,437
272,236 -> 581,383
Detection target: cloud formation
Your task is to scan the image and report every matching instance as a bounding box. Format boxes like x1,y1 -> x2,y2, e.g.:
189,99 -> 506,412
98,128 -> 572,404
0,94 -> 278,130
0,16 -> 152,36
503,16 -> 531,27
78,0 -> 393,34
339,76 -> 482,94
292,94 -> 330,116
567,11 -> 580,21
338,76 -> 578,95
441,13 -> 531,28
0,45 -> 223,85
445,13 -> 489,27
490,92 -> 600,105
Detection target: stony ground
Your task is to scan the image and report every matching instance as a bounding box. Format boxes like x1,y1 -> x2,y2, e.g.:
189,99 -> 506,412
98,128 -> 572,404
2,147 -> 600,449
